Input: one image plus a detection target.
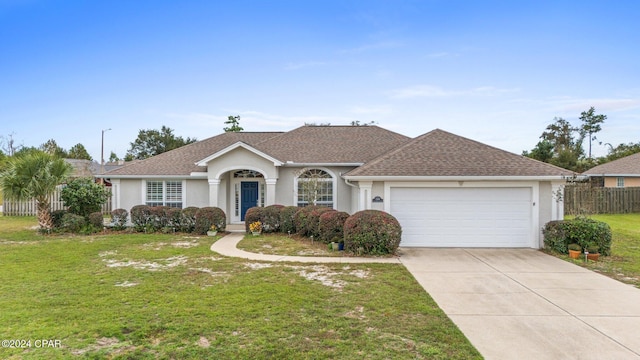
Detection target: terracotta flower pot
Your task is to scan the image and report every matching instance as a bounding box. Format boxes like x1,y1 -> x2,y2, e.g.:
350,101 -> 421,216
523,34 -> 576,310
568,249 -> 581,259
587,253 -> 600,261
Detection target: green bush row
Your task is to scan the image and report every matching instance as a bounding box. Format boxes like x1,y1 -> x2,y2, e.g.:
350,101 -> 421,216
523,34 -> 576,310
50,209 -> 104,234
245,205 -> 402,255
128,205 -> 226,234
543,217 -> 612,255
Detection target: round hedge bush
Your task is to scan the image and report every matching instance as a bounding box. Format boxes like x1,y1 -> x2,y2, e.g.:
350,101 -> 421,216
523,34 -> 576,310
244,207 -> 265,232
318,211 -> 349,244
279,206 -> 299,234
343,210 -> 402,255
88,212 -> 104,229
293,205 -> 327,237
195,207 -> 227,234
263,204 -> 285,233
110,208 -> 128,230
180,207 -> 199,233
307,207 -> 334,238
130,205 -> 152,232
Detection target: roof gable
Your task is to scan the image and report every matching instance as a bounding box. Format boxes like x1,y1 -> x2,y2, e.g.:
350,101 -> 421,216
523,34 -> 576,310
345,129 -> 575,178
195,141 -> 283,167
104,132 -> 282,177
583,152 -> 640,176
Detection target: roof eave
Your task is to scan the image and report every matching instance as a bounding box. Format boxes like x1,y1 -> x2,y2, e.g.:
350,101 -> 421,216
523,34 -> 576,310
282,162 -> 363,167
97,174 -> 207,179
342,175 -> 581,182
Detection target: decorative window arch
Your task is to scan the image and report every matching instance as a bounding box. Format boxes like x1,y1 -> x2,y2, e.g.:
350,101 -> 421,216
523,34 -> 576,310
233,170 -> 264,178
296,168 -> 334,208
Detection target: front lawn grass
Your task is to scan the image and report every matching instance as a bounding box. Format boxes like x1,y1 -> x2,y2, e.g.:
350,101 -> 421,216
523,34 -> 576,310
558,213 -> 640,287
238,233 -> 344,257
0,216 -> 480,359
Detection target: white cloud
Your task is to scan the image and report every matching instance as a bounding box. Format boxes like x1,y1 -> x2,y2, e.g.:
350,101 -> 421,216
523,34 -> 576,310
548,97 -> 640,113
389,85 -> 519,99
349,105 -> 392,114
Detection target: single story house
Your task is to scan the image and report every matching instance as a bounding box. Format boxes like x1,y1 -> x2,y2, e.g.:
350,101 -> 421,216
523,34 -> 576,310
102,125 -> 574,248
582,152 -> 640,187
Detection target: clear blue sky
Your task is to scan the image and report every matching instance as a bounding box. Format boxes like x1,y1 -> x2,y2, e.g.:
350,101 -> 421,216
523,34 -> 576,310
2,0 -> 639,161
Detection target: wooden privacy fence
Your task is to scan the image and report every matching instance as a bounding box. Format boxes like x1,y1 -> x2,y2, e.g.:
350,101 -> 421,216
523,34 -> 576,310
2,186 -> 112,216
564,185 -> 640,215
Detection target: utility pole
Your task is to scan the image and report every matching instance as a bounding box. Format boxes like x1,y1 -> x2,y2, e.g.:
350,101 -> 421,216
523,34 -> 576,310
101,128 -> 112,184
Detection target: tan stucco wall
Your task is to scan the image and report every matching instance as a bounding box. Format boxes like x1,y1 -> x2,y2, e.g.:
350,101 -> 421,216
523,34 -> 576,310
207,147 -> 278,180
186,179 -> 209,208
604,176 -> 640,187
118,179 -> 143,212
371,181 -> 385,211
274,166 -> 357,212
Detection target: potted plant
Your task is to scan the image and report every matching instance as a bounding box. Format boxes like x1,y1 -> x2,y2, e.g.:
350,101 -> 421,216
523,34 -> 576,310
207,225 -> 218,236
567,243 -> 582,259
585,244 -> 600,261
249,221 -> 262,235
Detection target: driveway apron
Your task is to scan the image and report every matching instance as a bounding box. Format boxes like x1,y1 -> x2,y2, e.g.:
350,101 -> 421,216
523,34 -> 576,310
399,248 -> 640,360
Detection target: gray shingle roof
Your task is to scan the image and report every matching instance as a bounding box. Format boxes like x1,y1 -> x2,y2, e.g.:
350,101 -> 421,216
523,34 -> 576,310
253,125 -> 410,164
583,152 -> 640,175
345,129 -> 575,177
104,126 -> 410,176
105,132 -> 282,176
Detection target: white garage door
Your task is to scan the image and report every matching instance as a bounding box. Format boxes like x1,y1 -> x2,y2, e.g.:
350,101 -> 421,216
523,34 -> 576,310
390,187 -> 532,247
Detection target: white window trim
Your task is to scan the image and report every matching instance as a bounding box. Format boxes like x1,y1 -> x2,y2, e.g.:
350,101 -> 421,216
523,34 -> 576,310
617,177 -> 625,187
293,167 -> 337,209
141,179 -> 186,208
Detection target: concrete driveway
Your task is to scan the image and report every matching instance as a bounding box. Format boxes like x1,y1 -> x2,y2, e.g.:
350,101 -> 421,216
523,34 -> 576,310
399,248 -> 640,360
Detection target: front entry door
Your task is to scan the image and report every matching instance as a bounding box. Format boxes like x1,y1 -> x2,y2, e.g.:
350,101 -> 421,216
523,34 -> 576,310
241,182 -> 259,221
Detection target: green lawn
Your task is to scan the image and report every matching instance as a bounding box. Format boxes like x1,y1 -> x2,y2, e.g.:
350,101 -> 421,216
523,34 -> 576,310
0,216 -> 480,359
558,213 -> 640,287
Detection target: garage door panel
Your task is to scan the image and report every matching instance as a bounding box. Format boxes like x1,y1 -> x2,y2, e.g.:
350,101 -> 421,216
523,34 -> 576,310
391,187 -> 532,247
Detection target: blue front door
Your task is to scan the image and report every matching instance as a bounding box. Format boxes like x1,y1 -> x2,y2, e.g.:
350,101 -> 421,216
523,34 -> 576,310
241,182 -> 259,221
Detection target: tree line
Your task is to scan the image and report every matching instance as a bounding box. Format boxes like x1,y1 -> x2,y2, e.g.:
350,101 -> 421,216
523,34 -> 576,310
522,107 -> 640,172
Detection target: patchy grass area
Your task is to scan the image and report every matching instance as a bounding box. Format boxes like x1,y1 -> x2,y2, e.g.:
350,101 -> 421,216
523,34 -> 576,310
556,213 -> 640,287
0,216 -> 480,359
238,233 -> 343,257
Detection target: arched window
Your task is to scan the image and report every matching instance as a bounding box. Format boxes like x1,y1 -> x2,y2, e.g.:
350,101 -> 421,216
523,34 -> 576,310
296,169 -> 334,208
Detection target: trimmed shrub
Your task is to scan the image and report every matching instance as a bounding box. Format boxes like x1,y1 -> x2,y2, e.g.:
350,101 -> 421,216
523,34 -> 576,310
61,213 -> 86,233
279,206 -> 299,234
343,210 -> 402,255
88,212 -> 104,229
180,207 -> 199,233
319,211 -> 349,244
50,209 -> 68,230
110,208 -> 128,230
130,205 -> 152,232
262,204 -> 285,233
60,177 -> 109,218
165,207 -> 182,229
543,217 -> 612,256
244,207 -> 266,232
293,205 -> 326,237
195,207 -> 226,235
307,207 -> 334,238
149,206 -> 169,231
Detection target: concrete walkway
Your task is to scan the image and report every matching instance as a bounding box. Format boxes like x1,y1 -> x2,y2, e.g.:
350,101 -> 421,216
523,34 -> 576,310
400,248 -> 640,360
210,232 -> 401,263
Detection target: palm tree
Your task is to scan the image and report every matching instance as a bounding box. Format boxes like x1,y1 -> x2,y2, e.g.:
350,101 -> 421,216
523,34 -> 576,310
0,151 -> 72,230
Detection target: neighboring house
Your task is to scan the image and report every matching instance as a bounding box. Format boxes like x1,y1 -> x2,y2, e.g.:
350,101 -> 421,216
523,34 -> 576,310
101,125 -> 574,248
582,152 -> 640,188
